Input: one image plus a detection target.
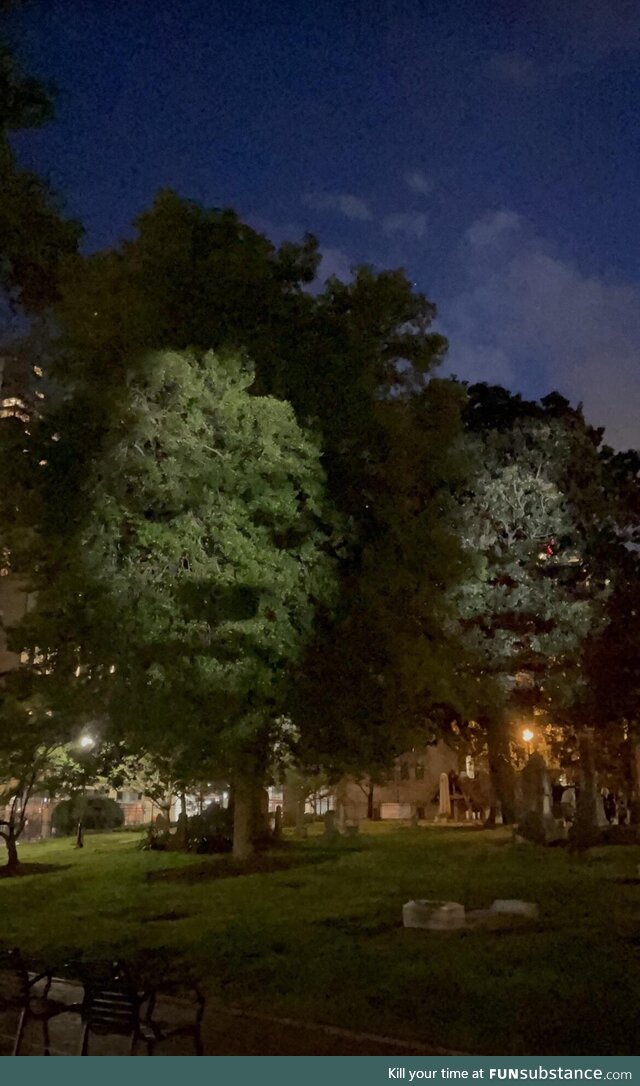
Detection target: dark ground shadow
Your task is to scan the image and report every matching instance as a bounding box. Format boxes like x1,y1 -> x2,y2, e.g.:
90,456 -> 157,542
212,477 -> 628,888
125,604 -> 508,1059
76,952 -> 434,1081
146,844 -> 360,885
0,862 -> 72,878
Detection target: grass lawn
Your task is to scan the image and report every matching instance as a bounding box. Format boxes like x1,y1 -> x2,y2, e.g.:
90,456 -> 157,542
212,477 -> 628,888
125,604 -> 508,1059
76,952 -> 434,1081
1,824 -> 639,1055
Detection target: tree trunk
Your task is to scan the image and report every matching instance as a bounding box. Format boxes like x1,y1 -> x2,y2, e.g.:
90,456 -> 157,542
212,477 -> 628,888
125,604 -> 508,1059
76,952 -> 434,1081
252,787 -> 270,845
573,729 -> 601,849
367,783 -> 375,820
158,790 -> 173,826
485,712 -> 516,824
629,729 -> 640,825
5,833 -> 19,871
232,774 -> 255,860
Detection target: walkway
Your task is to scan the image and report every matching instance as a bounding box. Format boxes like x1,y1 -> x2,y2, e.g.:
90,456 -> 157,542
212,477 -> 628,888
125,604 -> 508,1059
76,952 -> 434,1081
0,977 -> 459,1056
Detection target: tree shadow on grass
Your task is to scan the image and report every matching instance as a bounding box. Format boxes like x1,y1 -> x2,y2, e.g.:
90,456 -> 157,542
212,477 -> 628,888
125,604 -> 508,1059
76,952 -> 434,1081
0,862 -> 72,878
146,845 -> 358,885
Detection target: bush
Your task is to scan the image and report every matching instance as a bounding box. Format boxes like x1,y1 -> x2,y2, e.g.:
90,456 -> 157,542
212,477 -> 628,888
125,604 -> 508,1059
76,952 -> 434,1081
52,795 -> 125,836
188,803 -> 233,853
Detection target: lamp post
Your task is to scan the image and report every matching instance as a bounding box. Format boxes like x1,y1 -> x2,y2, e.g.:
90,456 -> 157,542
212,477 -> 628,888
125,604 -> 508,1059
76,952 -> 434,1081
75,733 -> 96,847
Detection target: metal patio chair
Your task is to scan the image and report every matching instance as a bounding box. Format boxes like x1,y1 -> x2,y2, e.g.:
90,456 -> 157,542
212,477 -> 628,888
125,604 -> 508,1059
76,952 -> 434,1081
0,947 -> 76,1055
78,961 -> 150,1056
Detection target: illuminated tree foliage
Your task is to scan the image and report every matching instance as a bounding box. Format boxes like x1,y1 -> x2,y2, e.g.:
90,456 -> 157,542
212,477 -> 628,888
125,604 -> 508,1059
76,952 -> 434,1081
454,387 -> 620,821
11,349 -> 338,857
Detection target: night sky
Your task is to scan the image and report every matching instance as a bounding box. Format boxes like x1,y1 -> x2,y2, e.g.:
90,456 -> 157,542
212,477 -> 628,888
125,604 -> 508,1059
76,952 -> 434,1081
7,0 -> 640,448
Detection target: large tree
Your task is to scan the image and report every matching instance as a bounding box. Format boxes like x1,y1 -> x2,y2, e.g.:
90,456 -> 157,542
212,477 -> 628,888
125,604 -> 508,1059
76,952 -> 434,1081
48,190 -> 451,800
294,378 -> 474,795
0,663 -> 73,869
9,349 -> 339,857
453,387 -> 618,822
553,445 -> 640,823
52,190 -> 446,514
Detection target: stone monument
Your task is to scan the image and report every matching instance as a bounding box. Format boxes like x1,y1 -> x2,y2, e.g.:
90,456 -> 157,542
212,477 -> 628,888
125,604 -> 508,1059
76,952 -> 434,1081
437,771 -> 452,820
519,753 -> 566,845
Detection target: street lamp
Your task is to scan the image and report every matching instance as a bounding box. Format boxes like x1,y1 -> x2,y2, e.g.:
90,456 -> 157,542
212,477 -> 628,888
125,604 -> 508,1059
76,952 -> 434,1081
75,733 -> 95,849
522,727 -> 534,757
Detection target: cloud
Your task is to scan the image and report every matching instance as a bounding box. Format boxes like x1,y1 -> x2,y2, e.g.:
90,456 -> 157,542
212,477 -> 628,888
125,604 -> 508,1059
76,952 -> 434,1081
486,51 -> 539,86
302,191 -> 373,222
382,211 -> 428,240
443,210 -> 640,450
404,169 -> 432,196
244,214 -> 353,288
317,247 -> 353,284
464,210 -> 522,248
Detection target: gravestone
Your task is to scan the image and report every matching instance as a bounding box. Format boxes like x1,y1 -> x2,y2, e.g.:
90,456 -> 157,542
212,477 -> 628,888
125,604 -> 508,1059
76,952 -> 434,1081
175,809 -> 188,848
402,900 -> 466,930
273,804 -> 283,842
519,753 -> 567,845
437,772 -> 452,820
323,808 -> 338,840
595,793 -> 609,828
560,787 -> 576,823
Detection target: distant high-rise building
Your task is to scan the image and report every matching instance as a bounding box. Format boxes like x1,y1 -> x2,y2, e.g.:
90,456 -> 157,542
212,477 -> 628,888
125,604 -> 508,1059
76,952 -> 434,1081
0,348 -> 42,674
0,349 -> 44,423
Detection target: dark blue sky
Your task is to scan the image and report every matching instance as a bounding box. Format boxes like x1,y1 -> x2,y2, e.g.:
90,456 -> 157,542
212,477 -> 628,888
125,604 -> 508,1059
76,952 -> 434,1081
8,0 -> 640,447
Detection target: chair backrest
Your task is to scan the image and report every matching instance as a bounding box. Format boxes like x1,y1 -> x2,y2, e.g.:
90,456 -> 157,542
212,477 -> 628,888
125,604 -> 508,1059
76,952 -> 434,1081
82,964 -> 141,1036
0,949 -> 29,1009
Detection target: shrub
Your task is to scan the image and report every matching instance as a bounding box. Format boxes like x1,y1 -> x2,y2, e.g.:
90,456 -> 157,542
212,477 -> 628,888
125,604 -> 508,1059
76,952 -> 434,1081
187,803 -> 233,853
52,795 -> 125,835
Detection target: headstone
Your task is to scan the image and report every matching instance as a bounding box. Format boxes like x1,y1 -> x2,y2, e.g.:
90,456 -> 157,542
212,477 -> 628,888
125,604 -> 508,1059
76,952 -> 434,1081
438,772 -> 452,819
402,899 -> 540,931
595,793 -> 608,828
402,900 -> 466,930
323,809 -> 338,840
519,753 -> 567,845
560,787 -> 576,823
175,809 -> 188,848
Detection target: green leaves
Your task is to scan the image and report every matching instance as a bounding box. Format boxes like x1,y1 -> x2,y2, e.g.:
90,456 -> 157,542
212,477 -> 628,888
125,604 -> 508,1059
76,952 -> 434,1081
19,349 -> 339,785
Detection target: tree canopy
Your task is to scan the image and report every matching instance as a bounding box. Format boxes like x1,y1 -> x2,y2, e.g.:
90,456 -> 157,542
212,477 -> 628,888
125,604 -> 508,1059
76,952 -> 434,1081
8,348 -> 340,855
